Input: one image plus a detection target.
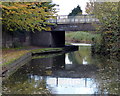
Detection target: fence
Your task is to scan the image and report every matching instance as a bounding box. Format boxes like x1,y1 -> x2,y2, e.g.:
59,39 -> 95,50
47,15 -> 99,24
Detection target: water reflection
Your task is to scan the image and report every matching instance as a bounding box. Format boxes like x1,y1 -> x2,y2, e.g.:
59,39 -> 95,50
67,46 -> 92,66
65,54 -> 72,64
46,77 -> 97,94
27,75 -> 98,94
83,57 -> 88,65
2,46 -> 120,95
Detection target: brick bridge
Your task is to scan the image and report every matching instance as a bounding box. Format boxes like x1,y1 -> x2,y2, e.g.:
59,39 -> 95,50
47,15 -> 99,31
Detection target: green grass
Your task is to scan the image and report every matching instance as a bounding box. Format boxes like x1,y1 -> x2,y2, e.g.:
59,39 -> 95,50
65,31 -> 101,43
2,50 -> 29,66
65,42 -> 72,45
32,53 -> 62,59
31,48 -> 63,53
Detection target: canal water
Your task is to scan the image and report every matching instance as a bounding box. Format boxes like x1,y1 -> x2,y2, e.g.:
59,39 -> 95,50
2,45 -> 120,95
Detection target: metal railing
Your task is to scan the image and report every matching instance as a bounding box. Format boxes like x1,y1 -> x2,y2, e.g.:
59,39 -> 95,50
47,15 -> 99,24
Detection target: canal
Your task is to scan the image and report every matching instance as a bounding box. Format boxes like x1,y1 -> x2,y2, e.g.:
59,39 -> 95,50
2,45 -> 120,95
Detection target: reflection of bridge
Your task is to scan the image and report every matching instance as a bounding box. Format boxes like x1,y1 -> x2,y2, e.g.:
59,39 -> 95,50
47,15 -> 99,31
52,65 -> 98,78
30,54 -> 98,78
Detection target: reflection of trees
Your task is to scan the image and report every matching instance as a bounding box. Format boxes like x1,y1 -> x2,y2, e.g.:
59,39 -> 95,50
68,52 -> 79,64
2,64 -> 51,95
78,46 -> 91,64
92,56 -> 120,95
52,54 -> 65,69
3,75 -> 51,95
68,46 -> 92,65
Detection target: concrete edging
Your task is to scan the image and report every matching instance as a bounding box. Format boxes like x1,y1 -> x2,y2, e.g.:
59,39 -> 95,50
32,50 -> 63,55
1,52 -> 32,78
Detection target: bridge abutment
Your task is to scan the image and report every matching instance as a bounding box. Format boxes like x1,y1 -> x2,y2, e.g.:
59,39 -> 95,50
31,31 -> 65,47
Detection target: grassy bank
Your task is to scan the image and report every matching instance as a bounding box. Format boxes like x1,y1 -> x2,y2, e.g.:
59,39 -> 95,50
2,50 -> 29,66
1,47 -> 63,66
65,31 -> 101,43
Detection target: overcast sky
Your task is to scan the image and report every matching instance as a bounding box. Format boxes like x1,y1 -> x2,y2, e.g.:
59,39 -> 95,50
52,0 -> 90,15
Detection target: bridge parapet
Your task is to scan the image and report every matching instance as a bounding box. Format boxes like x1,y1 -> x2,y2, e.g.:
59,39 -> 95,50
47,15 -> 99,24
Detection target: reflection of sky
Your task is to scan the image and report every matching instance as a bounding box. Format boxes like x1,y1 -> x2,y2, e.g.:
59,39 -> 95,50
30,75 -> 44,88
65,54 -> 72,64
65,53 -> 74,69
83,57 -> 88,65
46,77 -> 97,94
65,51 -> 89,65
30,75 -> 97,94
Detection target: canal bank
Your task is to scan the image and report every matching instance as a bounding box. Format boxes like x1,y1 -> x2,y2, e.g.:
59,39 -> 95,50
1,46 -> 78,79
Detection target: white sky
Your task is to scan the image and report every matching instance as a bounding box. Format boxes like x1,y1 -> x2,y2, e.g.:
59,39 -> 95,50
52,0 -> 90,15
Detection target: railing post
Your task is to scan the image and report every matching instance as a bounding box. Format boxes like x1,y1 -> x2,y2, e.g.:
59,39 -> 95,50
84,15 -> 86,23
56,16 -> 57,24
